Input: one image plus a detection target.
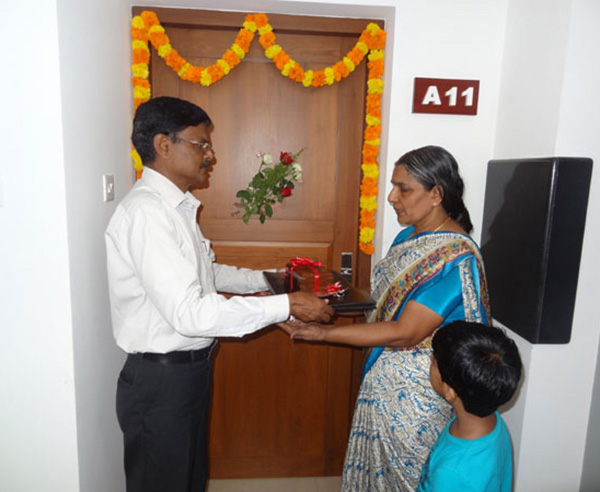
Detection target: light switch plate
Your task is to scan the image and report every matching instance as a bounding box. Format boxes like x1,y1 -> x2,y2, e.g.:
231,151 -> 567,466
103,174 -> 115,202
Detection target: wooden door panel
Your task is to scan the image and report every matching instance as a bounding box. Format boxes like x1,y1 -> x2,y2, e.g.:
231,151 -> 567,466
140,7 -> 376,478
213,242 -> 331,270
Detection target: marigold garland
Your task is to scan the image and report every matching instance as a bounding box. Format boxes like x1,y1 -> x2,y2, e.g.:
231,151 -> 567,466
130,11 -> 385,254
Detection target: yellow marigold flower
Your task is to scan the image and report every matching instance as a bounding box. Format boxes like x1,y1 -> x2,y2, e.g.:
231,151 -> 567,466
366,23 -> 381,36
243,20 -> 257,33
324,67 -> 335,85
343,56 -> 356,72
131,149 -> 143,171
362,163 -> 379,178
366,114 -> 381,126
281,60 -> 295,77
360,196 -> 378,212
132,63 -> 149,78
177,63 -> 191,77
360,226 -> 375,243
133,85 -> 151,100
148,24 -> 165,35
365,138 -> 381,147
368,50 -> 384,61
258,24 -> 273,35
217,59 -> 231,75
356,41 -> 369,54
200,69 -> 211,86
131,16 -> 145,29
367,50 -> 384,61
158,43 -> 172,57
265,44 -> 282,59
302,70 -> 314,87
368,78 -> 384,94
231,43 -> 246,59
132,40 -> 149,51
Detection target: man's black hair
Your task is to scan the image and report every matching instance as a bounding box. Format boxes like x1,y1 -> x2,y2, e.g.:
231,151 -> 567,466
131,96 -> 211,165
432,321 -> 522,417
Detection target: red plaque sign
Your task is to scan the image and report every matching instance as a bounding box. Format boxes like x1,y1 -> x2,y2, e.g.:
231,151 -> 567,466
412,78 -> 480,115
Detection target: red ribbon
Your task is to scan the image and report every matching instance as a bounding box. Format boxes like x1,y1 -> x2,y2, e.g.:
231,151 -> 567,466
326,281 -> 343,296
288,257 -> 322,292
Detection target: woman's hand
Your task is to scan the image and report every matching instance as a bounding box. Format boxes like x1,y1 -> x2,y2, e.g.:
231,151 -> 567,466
290,321 -> 328,342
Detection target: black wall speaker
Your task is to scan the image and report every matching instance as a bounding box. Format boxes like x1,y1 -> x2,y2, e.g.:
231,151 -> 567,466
481,157 -> 593,344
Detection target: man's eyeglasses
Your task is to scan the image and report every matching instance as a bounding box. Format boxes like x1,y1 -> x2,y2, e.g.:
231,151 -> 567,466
177,137 -> 213,154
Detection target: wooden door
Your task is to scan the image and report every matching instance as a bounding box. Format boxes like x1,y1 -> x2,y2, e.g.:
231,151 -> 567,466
138,7 -> 376,478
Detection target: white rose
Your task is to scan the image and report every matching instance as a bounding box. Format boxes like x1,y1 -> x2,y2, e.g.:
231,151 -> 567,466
291,162 -> 303,183
262,153 -> 273,165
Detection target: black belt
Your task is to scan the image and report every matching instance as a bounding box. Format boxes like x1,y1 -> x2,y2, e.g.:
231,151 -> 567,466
134,343 -> 216,364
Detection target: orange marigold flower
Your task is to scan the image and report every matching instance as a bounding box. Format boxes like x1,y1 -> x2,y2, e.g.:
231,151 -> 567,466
223,50 -> 241,68
332,65 -> 343,82
134,98 -> 147,111
165,50 -> 186,72
186,66 -> 203,83
141,11 -> 159,27
132,49 -> 150,65
207,64 -> 224,82
131,29 -> 149,42
149,32 -> 168,48
370,30 -> 387,50
236,29 -> 254,52
259,31 -> 276,49
273,51 -> 290,71
335,61 -> 350,79
312,71 -> 326,87
289,65 -> 305,82
347,48 -> 364,66
360,210 -> 376,229
364,125 -> 381,141
362,145 -> 379,159
360,180 -> 378,197
359,242 -> 375,255
131,77 -> 150,88
367,93 -> 382,108
253,13 -> 269,28
368,59 -> 385,79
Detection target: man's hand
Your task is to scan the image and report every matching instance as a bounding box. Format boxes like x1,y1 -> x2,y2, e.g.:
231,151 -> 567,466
288,292 -> 334,323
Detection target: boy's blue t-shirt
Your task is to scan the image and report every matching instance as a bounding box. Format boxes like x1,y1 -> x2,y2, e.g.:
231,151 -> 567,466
417,412 -> 513,492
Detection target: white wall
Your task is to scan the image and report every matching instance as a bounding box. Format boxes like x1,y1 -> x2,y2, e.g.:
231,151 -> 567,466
0,1 -> 79,491
2,1 -> 598,491
494,0 -> 600,490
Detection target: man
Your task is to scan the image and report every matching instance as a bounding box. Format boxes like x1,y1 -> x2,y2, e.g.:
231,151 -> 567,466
105,96 -> 333,492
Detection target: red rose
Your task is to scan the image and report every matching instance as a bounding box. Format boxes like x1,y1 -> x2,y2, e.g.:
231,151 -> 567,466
280,152 -> 294,165
279,186 -> 292,197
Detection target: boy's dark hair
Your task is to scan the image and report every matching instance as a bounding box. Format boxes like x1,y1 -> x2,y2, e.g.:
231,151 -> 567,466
432,321 -> 522,417
132,96 -> 211,165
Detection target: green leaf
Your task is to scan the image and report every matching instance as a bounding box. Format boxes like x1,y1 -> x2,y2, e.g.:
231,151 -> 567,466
236,190 -> 251,199
260,213 -> 266,224
242,212 -> 251,223
265,204 -> 273,217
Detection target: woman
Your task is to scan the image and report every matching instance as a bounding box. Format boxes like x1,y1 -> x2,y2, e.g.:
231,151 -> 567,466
290,146 -> 491,491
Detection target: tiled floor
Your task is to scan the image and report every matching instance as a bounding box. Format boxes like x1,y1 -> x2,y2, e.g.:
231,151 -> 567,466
207,476 -> 342,492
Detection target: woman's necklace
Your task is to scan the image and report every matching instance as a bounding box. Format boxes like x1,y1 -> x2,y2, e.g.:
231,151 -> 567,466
433,216 -> 451,232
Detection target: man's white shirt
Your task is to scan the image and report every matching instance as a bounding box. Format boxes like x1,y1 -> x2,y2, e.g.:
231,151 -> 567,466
105,167 -> 289,353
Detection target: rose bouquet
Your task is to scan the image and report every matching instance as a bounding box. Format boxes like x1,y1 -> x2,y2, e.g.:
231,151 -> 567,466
235,149 -> 304,223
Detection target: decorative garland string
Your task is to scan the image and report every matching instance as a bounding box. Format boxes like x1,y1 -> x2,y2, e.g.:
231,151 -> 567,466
131,11 -> 385,255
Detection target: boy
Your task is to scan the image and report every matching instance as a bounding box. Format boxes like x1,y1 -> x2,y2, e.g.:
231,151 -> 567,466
418,321 -> 522,492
